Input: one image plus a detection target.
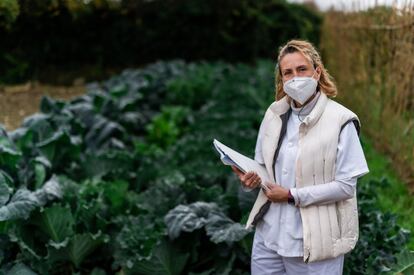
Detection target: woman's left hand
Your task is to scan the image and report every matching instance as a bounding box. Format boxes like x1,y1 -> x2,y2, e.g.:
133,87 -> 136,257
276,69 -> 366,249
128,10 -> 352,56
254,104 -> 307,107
263,183 -> 290,203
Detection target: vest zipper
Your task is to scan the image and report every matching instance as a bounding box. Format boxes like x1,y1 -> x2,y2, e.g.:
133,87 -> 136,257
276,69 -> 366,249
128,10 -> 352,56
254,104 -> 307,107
313,174 -> 316,185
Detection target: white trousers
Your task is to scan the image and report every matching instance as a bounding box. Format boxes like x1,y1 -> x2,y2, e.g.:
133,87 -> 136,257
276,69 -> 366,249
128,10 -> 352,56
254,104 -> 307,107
251,230 -> 344,275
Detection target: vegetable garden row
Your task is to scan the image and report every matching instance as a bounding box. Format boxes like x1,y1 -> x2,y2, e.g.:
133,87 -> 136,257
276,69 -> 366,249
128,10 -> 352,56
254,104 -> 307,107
0,60 -> 411,274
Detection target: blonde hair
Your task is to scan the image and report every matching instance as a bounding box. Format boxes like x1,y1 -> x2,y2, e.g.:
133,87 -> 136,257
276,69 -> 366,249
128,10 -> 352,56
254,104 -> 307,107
275,39 -> 337,101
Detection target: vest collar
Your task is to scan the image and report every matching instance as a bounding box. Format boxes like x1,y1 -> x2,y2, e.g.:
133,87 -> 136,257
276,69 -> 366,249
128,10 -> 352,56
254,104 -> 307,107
301,92 -> 328,128
268,95 -> 290,116
269,92 -> 328,128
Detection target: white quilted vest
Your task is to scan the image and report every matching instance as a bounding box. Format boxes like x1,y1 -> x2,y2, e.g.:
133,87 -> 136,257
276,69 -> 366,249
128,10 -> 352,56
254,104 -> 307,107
246,92 -> 360,263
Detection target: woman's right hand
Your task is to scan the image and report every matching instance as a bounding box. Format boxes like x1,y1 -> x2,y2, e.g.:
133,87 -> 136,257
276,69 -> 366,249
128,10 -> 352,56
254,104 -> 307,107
231,166 -> 262,189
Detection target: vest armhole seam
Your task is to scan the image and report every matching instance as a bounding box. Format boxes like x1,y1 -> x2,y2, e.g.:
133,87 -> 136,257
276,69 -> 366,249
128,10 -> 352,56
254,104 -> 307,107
340,118 -> 360,137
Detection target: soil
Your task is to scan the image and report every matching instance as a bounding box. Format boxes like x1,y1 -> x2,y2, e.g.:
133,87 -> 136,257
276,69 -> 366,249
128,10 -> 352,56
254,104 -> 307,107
0,81 -> 86,131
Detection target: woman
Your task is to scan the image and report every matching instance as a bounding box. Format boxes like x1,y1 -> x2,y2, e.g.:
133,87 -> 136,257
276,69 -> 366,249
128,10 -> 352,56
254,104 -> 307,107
231,39 -> 369,274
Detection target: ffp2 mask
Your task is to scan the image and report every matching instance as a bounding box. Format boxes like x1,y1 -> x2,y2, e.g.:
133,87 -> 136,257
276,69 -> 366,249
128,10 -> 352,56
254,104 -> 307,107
283,71 -> 318,105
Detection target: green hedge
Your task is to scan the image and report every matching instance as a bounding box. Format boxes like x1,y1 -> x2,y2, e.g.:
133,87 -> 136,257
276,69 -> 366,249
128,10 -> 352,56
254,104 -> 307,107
0,0 -> 321,84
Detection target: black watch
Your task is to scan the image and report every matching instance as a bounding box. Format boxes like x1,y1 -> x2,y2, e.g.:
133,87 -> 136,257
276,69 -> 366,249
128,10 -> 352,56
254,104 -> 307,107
287,190 -> 295,205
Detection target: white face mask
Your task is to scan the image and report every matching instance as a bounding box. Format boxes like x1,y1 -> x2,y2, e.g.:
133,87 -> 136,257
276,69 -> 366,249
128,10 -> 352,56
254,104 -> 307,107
283,70 -> 318,105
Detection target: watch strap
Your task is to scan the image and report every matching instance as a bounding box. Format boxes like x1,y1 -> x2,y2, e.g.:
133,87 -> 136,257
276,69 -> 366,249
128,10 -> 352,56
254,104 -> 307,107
288,189 -> 295,205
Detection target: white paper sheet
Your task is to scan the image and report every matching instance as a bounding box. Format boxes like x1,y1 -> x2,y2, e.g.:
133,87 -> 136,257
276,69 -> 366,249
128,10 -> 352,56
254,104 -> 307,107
213,139 -> 271,190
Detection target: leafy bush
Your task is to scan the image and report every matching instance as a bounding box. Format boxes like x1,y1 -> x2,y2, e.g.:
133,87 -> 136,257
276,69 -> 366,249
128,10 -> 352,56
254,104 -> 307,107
344,177 -> 411,274
0,0 -> 19,30
0,0 -> 321,84
0,60 -> 410,274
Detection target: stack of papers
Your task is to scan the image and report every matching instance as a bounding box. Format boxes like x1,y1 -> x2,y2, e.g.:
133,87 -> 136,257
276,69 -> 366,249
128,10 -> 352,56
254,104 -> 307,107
213,139 -> 271,190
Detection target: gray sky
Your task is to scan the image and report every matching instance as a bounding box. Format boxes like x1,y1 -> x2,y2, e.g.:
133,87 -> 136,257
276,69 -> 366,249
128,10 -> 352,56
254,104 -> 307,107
288,0 -> 407,11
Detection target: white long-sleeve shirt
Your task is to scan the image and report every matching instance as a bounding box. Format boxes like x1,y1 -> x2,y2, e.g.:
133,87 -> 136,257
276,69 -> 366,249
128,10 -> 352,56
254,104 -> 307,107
247,91 -> 369,257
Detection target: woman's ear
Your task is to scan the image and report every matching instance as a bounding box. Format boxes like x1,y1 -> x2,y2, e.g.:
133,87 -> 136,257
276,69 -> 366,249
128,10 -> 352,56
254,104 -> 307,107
315,66 -> 321,81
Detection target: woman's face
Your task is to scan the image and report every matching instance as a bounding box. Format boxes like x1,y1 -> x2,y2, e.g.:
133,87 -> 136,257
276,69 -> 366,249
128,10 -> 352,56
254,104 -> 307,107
279,52 -> 320,83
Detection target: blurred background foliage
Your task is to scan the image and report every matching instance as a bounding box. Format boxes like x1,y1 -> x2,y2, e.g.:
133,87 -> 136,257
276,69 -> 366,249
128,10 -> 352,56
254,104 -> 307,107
0,0 -> 19,29
321,3 -> 414,188
0,0 -> 321,84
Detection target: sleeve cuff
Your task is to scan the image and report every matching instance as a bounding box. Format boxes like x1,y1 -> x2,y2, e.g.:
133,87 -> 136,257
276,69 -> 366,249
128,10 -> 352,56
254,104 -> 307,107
337,168 -> 370,181
241,184 -> 254,192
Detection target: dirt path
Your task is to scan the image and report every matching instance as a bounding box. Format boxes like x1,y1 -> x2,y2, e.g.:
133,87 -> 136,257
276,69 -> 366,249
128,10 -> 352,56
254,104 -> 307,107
0,82 -> 86,131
